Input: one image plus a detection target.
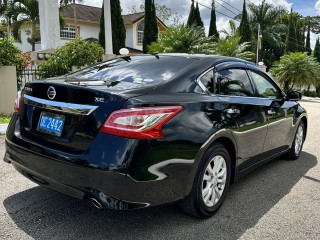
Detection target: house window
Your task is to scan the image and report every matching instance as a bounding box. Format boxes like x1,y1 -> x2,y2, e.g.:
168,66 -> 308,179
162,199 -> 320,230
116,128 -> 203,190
137,21 -> 144,45
60,26 -> 77,39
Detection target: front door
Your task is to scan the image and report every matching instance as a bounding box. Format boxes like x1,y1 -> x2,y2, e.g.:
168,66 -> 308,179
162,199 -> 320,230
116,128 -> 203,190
215,67 -> 268,171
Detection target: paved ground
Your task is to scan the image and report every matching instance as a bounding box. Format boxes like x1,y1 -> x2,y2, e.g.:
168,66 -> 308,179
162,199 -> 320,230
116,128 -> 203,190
0,101 -> 319,240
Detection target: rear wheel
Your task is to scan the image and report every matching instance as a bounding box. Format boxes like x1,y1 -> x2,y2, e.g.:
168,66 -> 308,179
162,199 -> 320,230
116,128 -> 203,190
285,121 -> 305,160
179,143 -> 231,218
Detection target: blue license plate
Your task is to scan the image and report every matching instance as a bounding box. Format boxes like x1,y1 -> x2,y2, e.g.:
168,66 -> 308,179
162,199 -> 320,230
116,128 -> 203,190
37,112 -> 65,136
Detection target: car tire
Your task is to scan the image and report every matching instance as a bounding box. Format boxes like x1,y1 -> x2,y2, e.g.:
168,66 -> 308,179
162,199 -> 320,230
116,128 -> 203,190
179,143 -> 231,218
285,121 -> 305,160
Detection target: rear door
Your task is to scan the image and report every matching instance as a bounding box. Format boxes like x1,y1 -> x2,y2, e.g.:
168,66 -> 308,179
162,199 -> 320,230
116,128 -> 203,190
247,70 -> 296,156
214,64 -> 268,170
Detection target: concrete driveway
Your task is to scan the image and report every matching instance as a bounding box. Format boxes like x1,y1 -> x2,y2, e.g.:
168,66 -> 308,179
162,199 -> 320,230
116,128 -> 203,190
0,101 -> 319,240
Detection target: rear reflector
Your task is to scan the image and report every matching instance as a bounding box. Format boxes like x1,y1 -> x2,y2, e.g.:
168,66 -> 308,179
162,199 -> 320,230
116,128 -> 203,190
99,106 -> 183,139
14,91 -> 21,113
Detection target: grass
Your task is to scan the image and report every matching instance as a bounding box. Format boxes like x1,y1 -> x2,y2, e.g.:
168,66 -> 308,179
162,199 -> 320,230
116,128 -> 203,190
0,114 -> 12,124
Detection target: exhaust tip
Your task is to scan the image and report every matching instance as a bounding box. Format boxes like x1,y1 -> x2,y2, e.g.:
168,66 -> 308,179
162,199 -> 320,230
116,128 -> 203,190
90,198 -> 103,209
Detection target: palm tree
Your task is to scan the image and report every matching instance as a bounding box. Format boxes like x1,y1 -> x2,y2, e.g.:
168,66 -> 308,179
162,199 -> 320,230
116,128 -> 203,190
246,0 -> 287,67
213,36 -> 254,61
271,52 -> 320,91
12,0 -> 39,51
60,0 -> 83,37
0,0 -> 16,37
148,24 -> 216,54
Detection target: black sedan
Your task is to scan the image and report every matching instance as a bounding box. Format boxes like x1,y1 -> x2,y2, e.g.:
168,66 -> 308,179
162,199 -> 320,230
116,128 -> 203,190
4,54 -> 307,218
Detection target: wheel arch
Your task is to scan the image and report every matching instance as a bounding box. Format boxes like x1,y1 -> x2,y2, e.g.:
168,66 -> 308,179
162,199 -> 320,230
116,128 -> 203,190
300,116 -> 307,140
214,137 -> 237,184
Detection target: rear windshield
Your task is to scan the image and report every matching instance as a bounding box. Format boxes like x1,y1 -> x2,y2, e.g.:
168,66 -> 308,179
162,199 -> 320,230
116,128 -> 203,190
67,56 -> 197,86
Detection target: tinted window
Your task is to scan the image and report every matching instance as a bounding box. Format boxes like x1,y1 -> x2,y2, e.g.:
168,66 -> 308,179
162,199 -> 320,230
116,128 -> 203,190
249,71 -> 279,99
67,56 -> 197,86
200,70 -> 214,93
217,69 -> 254,97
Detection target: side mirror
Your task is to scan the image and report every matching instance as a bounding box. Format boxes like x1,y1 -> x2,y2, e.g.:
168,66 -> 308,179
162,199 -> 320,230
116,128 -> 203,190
287,90 -> 302,101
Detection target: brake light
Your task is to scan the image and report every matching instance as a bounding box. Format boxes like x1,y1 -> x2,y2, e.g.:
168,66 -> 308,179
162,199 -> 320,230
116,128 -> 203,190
14,91 -> 21,113
100,106 -> 183,139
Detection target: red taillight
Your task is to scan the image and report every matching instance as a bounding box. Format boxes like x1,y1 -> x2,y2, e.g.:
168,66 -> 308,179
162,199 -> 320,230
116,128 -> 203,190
14,91 -> 21,113
99,106 -> 183,139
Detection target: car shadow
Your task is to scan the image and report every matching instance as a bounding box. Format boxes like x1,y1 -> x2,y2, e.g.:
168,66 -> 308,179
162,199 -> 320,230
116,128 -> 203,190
3,151 -> 317,240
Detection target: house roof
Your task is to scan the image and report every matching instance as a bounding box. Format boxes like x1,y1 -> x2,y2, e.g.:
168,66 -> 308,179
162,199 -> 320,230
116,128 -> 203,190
61,4 -> 166,27
122,12 -> 145,25
61,4 -> 101,23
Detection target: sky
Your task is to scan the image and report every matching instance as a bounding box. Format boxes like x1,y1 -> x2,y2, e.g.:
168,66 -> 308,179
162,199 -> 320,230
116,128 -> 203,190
84,0 -> 320,48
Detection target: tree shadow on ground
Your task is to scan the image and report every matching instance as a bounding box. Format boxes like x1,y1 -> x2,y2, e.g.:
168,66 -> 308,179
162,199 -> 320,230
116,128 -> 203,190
3,152 -> 317,240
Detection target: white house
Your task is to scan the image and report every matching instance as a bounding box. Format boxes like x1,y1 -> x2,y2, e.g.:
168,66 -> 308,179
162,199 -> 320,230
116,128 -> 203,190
13,4 -> 166,53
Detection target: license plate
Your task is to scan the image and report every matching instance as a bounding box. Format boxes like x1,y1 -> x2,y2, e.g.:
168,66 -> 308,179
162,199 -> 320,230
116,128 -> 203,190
37,112 -> 65,137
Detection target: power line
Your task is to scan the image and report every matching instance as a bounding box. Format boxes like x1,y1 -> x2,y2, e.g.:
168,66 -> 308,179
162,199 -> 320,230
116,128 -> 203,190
215,0 -> 239,16
194,0 -> 308,50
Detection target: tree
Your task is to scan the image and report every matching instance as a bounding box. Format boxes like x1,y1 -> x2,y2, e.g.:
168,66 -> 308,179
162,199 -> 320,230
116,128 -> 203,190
305,19 -> 312,55
60,0 -> 83,37
246,0 -> 287,68
1,0 -> 17,37
98,2 -> 105,51
285,9 -> 297,53
194,2 -> 203,28
187,0 -> 196,27
208,0 -> 219,40
271,52 -> 319,91
239,0 -> 252,44
314,38 -> 320,96
314,38 -> 320,63
148,24 -> 216,54
128,3 -> 182,26
143,0 -> 158,53
39,37 -> 104,78
296,20 -> 305,52
12,0 -> 40,51
99,1 -> 126,54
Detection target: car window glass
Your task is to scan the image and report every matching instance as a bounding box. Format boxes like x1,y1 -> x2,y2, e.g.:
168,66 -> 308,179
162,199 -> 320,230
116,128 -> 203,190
200,70 -> 214,93
249,71 -> 279,99
217,69 -> 254,97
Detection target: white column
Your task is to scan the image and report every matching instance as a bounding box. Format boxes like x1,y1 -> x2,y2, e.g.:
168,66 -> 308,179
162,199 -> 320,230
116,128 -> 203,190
38,0 -> 60,50
104,0 -> 113,55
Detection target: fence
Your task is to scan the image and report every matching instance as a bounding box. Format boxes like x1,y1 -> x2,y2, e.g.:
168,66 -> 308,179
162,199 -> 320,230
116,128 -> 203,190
17,65 -> 67,90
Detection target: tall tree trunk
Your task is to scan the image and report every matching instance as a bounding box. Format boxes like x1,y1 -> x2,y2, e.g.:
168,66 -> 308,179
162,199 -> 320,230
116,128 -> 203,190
307,84 -> 311,91
32,21 -> 36,51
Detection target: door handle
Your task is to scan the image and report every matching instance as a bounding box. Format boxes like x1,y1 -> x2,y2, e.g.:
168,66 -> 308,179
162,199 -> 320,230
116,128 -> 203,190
267,109 -> 276,115
226,108 -> 240,115
225,108 -> 240,117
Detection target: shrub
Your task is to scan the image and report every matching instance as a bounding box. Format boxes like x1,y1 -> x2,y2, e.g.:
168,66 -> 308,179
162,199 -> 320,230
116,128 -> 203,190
39,37 -> 104,78
0,38 -> 25,68
302,90 -> 318,98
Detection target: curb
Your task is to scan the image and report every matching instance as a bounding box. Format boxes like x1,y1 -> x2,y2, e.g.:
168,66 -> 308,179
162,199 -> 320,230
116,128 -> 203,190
0,124 -> 8,135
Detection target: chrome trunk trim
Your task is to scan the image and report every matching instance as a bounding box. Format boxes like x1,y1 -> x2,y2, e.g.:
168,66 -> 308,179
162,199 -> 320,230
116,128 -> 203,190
23,94 -> 98,115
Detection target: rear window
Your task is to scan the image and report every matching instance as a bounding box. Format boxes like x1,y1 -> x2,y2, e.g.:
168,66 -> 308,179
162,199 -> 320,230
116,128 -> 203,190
67,56 -> 197,86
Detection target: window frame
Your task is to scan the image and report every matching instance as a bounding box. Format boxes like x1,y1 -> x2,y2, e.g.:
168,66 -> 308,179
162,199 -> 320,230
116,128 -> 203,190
60,25 -> 79,40
215,68 -> 255,97
196,67 -> 216,95
247,69 -> 284,100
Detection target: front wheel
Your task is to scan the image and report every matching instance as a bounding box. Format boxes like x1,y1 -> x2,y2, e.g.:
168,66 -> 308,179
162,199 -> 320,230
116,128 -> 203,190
285,121 -> 305,160
179,143 -> 231,218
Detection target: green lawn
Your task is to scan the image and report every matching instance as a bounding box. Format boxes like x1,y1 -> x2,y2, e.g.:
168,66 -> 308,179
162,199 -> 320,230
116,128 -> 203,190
0,115 -> 12,124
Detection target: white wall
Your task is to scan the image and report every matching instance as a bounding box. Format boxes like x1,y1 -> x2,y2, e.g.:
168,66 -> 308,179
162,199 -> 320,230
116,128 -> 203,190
125,25 -> 134,49
14,25 -> 41,52
131,23 -> 142,51
14,21 -> 140,52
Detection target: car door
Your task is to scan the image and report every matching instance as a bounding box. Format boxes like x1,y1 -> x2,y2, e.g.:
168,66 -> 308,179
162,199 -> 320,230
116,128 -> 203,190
214,64 -> 268,171
247,69 -> 296,156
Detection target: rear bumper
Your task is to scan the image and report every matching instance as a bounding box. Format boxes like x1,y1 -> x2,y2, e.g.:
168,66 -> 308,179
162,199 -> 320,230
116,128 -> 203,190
4,114 -> 196,209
